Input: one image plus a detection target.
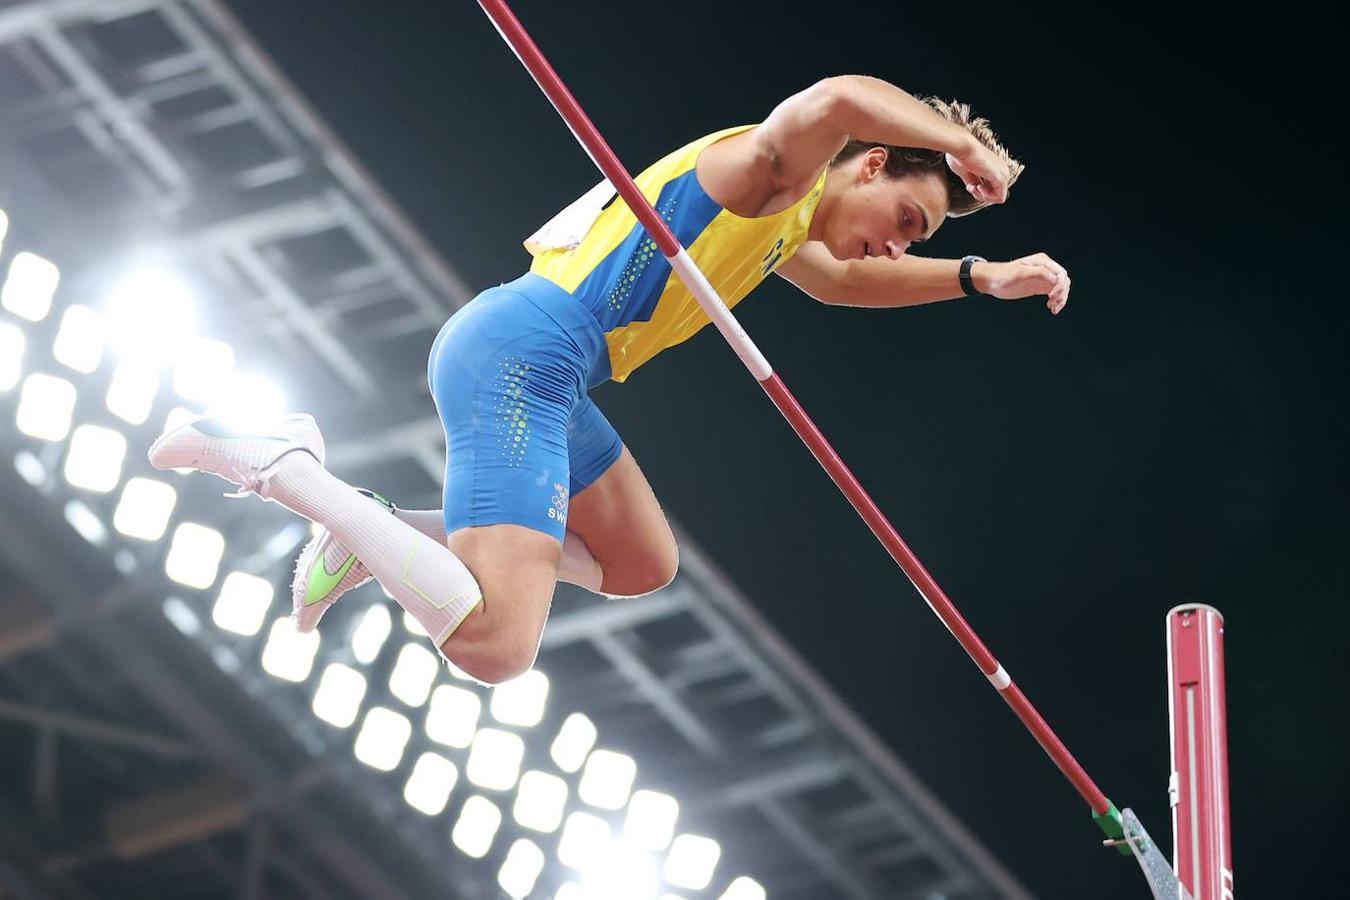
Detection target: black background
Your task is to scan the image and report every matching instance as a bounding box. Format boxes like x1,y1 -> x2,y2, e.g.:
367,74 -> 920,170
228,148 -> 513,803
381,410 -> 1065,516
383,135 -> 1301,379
226,2 -> 1346,897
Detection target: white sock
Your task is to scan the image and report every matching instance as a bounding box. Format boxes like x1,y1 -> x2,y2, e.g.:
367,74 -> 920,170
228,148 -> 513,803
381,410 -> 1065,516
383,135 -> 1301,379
394,507 -> 604,593
264,456 -> 481,646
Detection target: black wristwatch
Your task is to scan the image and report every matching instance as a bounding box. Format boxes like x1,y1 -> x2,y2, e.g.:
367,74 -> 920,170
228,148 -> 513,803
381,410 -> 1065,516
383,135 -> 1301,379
959,255 -> 986,297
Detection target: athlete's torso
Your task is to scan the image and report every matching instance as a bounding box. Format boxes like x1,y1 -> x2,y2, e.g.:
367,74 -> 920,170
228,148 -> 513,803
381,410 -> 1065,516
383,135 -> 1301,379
528,125 -> 827,382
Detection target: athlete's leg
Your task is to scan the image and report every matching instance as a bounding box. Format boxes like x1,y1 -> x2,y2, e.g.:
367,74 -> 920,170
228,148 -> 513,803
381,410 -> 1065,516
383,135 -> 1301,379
565,396 -> 678,598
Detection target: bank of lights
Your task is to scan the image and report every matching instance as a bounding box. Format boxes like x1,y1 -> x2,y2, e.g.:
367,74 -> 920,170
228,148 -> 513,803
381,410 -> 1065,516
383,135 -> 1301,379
1,252 -> 59,322
513,769 -> 569,833
389,642 -> 439,706
664,834 -> 722,891
63,424 -> 127,493
52,305 -> 106,374
260,617 -> 320,682
211,571 -> 273,637
490,668 -> 549,727
112,478 -> 178,542
551,713 -> 598,773
351,603 -> 393,663
578,749 -> 637,810
466,728 -> 525,791
425,683 -> 481,749
623,790 -> 680,851
452,795 -> 502,859
16,374 -> 77,442
312,664 -> 367,728
498,838 -> 545,898
403,752 -> 458,816
354,706 -> 412,772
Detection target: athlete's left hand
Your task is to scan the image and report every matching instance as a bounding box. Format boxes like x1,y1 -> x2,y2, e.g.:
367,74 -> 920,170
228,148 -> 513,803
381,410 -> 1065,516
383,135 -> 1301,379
972,253 -> 1071,314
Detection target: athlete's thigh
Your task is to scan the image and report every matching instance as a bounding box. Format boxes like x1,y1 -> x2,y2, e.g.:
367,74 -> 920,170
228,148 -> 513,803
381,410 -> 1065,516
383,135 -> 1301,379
568,445 -> 679,596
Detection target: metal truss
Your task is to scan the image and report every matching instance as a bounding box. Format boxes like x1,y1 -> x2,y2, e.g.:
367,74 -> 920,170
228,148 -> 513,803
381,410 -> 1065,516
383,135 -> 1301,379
0,1 -> 1034,897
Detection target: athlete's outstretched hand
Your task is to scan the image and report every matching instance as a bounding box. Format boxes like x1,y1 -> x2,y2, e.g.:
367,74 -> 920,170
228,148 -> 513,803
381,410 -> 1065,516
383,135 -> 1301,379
945,144 -> 1011,205
973,253 -> 1071,314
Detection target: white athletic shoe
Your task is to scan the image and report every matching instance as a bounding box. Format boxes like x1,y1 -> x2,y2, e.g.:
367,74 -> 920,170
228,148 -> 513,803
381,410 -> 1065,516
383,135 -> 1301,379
146,413 -> 326,498
291,489 -> 392,633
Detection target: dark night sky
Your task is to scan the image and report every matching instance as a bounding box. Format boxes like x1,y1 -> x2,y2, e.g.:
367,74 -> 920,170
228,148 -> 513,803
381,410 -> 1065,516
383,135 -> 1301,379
227,2 -> 1345,897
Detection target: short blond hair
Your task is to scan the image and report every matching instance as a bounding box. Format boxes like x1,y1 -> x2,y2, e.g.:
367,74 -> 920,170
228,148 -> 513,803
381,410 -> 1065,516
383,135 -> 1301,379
830,96 -> 1025,217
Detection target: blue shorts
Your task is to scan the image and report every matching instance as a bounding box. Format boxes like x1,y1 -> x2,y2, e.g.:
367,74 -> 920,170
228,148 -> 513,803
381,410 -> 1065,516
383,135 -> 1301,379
427,273 -> 620,542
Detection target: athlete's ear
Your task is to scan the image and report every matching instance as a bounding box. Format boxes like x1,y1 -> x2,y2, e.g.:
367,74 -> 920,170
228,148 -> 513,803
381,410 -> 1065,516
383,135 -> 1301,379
859,146 -> 888,182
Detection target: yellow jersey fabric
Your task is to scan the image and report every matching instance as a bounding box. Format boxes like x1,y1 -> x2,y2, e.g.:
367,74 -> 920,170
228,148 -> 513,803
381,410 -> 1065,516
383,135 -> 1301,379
528,124 -> 827,382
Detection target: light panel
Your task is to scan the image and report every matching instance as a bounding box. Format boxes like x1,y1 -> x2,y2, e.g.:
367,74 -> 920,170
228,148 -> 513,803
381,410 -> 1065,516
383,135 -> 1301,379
718,876 -> 766,900
498,839 -> 545,899
64,500 -> 107,545
165,523 -> 225,589
557,811 -> 611,871
551,713 -> 597,774
388,642 -> 438,707
105,268 -> 196,360
578,749 -> 637,811
664,834 -> 722,891
426,684 -> 481,749
351,603 -> 393,664
16,374 -> 77,441
353,707 -> 412,772
491,669 -> 549,728
63,425 -> 127,493
0,208 -> 7,251
312,663 -> 367,728
0,323 -> 24,391
105,356 -> 160,425
623,790 -> 680,851
112,477 -> 177,541
513,769 -> 569,834
1,252 -> 59,322
208,372 -> 284,432
52,305 -> 106,374
172,337 -> 234,404
260,617 -> 320,682
211,571 -> 273,636
403,752 -> 458,816
451,795 -> 502,859
584,841 -> 662,900
402,609 -> 428,637
466,728 -> 524,791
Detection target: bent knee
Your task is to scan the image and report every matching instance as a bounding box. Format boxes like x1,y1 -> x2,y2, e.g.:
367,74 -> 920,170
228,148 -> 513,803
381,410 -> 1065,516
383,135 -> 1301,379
444,626 -> 540,687
606,545 -> 679,598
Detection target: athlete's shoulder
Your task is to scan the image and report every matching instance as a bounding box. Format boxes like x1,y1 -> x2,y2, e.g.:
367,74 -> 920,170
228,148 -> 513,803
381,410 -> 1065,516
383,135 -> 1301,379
694,124 -> 821,218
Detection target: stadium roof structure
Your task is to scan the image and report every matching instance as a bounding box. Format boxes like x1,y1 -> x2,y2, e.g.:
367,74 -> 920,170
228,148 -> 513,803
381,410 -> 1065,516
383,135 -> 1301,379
0,2 -> 1035,898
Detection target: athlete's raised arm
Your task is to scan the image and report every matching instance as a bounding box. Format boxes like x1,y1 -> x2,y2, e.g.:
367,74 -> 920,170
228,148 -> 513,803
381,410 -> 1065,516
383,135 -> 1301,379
778,242 -> 1071,315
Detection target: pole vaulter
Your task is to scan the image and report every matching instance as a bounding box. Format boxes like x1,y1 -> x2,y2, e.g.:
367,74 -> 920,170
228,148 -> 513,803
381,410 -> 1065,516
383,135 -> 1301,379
477,2 -> 1220,895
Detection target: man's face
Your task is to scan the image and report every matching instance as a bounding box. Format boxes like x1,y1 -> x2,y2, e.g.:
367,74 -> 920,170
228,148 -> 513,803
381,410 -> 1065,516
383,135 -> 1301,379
822,149 -> 950,261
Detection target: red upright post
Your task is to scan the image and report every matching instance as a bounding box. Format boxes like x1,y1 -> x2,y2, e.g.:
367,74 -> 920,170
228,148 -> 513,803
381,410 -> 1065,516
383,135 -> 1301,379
1167,605 -> 1233,900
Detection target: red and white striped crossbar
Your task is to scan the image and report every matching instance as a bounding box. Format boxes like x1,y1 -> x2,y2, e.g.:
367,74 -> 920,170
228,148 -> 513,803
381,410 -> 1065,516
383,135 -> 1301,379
1167,605 -> 1233,899
478,0 -> 1117,826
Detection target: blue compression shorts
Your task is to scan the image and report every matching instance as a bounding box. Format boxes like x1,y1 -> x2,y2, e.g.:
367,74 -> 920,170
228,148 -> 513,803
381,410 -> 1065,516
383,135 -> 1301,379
426,272 -> 621,542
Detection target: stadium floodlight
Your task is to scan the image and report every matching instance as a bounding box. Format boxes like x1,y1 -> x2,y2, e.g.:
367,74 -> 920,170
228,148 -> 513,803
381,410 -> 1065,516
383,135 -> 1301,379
554,883 -> 587,900
312,663 -> 367,728
491,669 -> 549,728
718,876 -> 766,900
498,839 -> 545,899
578,749 -> 637,811
402,609 -> 428,637
623,790 -> 680,851
664,834 -> 722,891
403,752 -> 459,816
112,477 -> 177,541
426,684 -> 481,749
584,840 -> 662,900
551,713 -> 597,774
165,523 -> 226,590
452,795 -> 503,859
354,706 -> 412,772
172,337 -> 235,405
52,305 -> 106,374
105,267 -> 196,360
208,372 -> 285,431
0,208 -> 7,251
260,617 -> 321,682
211,571 -> 274,637
557,811 -> 612,872
0,323 -> 22,391
63,425 -> 128,493
1,252 -> 59,322
351,603 -> 393,664
105,356 -> 160,425
64,500 -> 107,546
466,727 -> 525,791
13,450 -> 45,486
16,374 -> 77,442
513,769 -> 569,834
161,597 -> 201,636
389,642 -> 439,707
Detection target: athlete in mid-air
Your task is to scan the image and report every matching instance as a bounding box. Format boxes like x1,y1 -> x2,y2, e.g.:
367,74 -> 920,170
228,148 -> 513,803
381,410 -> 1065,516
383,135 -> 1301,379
150,75 -> 1071,684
